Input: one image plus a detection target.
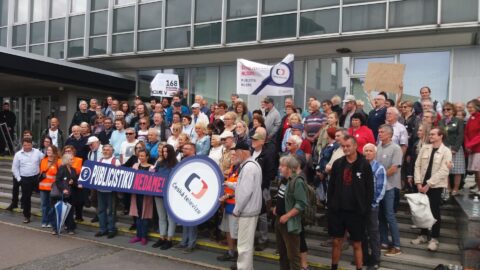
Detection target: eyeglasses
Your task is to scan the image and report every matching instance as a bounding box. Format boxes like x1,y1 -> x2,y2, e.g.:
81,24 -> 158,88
443,108 -> 452,112
126,133 -> 135,135
139,122 -> 147,125
173,128 -> 180,131
402,106 -> 409,108
286,142 -> 292,146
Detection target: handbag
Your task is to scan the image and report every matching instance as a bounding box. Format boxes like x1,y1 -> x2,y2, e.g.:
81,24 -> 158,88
50,178 -> 70,199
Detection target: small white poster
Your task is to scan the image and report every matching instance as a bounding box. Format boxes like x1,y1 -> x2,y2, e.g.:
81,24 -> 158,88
150,73 -> 180,97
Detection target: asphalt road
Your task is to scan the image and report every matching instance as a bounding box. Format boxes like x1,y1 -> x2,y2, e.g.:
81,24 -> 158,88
0,220 -> 214,270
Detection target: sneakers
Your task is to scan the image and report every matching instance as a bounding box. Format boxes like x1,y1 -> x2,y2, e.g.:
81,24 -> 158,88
152,239 -> 165,248
140,238 -> 148,245
451,190 -> 459,196
384,247 -> 402,257
427,238 -> 439,251
23,218 -> 30,224
411,235 -> 428,245
217,251 -> 237,262
160,240 -> 173,250
47,224 -> 52,228
380,244 -> 390,252
129,237 -> 141,243
41,224 -> 47,228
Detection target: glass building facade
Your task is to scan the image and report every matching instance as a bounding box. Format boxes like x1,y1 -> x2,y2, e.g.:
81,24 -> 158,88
0,0 -> 479,112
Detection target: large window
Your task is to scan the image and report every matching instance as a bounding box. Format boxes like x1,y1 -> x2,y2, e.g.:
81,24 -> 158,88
14,0 -> 28,23
263,0 -> 296,14
90,11 -> 108,36
442,0 -> 478,23
113,33 -> 134,53
389,0 -> 437,28
139,2 -> 162,30
262,14 -> 296,40
306,58 -> 347,102
0,0 -> 7,26
50,0 -> 67,18
30,21 -> 45,44
166,0 -> 191,26
68,39 -> 83,57
113,7 -> 135,33
300,8 -> 339,36
49,18 -> 65,41
89,36 -> 107,55
194,23 -> 221,46
226,19 -> 256,43
191,67 -> 218,105
70,0 -> 86,13
166,27 -> 190,48
12,24 -> 27,46
32,0 -> 47,21
48,41 -> 64,58
69,15 -> 84,39
343,3 -> 386,32
92,0 -> 108,11
301,0 -> 338,9
138,30 -> 161,51
227,0 -> 257,18
196,0 -> 221,23
0,28 -> 7,46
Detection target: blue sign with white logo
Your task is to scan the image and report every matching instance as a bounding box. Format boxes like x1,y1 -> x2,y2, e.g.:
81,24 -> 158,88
163,156 -> 224,226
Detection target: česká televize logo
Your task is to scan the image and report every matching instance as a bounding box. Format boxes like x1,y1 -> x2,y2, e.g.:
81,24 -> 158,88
184,173 -> 208,200
164,156 -> 223,226
271,62 -> 291,85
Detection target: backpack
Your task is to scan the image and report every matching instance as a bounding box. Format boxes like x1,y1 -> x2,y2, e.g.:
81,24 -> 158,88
291,174 -> 317,226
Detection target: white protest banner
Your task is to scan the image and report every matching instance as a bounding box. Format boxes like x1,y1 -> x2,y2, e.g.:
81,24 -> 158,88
237,54 -> 294,96
150,73 -> 180,97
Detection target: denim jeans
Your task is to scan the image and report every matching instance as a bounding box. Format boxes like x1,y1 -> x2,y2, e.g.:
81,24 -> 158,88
154,197 -> 176,237
379,188 -> 401,248
136,218 -> 149,239
180,226 -> 197,248
40,191 -> 53,225
97,192 -> 117,233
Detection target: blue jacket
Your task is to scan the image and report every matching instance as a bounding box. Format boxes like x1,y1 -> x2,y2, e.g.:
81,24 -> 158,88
146,140 -> 160,160
370,160 -> 387,208
165,105 -> 190,124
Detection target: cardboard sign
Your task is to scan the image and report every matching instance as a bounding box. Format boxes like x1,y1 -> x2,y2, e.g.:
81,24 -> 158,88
237,54 -> 294,96
150,73 -> 180,97
364,63 -> 405,94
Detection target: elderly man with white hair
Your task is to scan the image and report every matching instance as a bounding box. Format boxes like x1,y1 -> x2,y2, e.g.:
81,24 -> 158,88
195,95 -> 210,115
285,135 -> 307,170
69,100 -> 91,133
385,107 -> 409,154
304,100 -> 326,144
362,143 -> 387,269
146,128 -> 160,161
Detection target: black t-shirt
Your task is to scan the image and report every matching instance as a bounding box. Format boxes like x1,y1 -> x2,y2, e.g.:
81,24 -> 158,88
340,162 -> 355,211
275,178 -> 288,216
423,147 -> 439,184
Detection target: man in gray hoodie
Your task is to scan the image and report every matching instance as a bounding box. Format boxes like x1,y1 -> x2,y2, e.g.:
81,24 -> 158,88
232,140 -> 262,270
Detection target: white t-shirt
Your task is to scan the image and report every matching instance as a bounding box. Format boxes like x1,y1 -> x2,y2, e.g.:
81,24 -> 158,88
167,136 -> 179,151
120,139 -> 138,164
49,129 -> 59,147
208,145 -> 224,166
252,150 -> 261,160
99,156 -> 121,192
137,130 -> 148,142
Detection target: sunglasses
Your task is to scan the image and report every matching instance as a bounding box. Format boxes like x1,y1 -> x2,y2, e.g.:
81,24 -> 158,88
139,122 -> 147,125
286,142 -> 292,146
443,108 -> 452,112
126,133 -> 135,135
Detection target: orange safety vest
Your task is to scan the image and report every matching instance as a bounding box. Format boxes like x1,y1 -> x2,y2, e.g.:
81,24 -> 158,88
224,165 -> 240,205
39,158 -> 59,191
72,157 -> 83,175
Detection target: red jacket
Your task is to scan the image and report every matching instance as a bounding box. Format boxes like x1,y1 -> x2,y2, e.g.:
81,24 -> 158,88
348,125 -> 375,153
465,111 -> 480,153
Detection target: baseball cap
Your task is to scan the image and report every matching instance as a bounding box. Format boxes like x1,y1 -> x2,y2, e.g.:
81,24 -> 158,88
251,132 -> 266,141
191,103 -> 200,109
86,136 -> 99,145
343,94 -> 356,103
233,140 -> 250,151
291,123 -> 304,131
219,131 -> 234,139
263,97 -> 274,104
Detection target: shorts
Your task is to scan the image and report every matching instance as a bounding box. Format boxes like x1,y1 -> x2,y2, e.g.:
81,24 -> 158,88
327,210 -> 365,242
219,211 -> 238,239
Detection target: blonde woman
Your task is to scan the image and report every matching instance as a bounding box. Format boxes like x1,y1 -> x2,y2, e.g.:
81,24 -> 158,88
281,113 -> 302,152
167,123 -> 182,150
223,111 -> 237,133
208,135 -> 223,165
176,133 -> 191,161
195,122 -> 210,155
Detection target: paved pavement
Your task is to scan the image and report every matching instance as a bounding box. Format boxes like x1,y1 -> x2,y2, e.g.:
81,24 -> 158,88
0,210 -> 279,270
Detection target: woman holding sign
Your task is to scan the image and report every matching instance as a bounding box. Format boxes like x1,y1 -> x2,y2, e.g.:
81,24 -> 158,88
152,145 -> 178,250
129,149 -> 154,246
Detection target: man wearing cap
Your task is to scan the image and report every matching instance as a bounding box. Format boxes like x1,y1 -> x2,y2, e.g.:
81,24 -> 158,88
367,94 -> 387,140
340,95 -> 358,129
262,97 -> 281,141
231,140 -> 262,270
220,131 -> 236,178
165,95 -> 190,124
191,103 -> 209,126
251,127 -> 278,251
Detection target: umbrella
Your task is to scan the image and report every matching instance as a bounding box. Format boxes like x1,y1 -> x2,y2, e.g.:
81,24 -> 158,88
54,197 -> 72,236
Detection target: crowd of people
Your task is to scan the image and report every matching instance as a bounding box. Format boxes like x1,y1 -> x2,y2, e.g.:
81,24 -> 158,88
5,87 -> 480,270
